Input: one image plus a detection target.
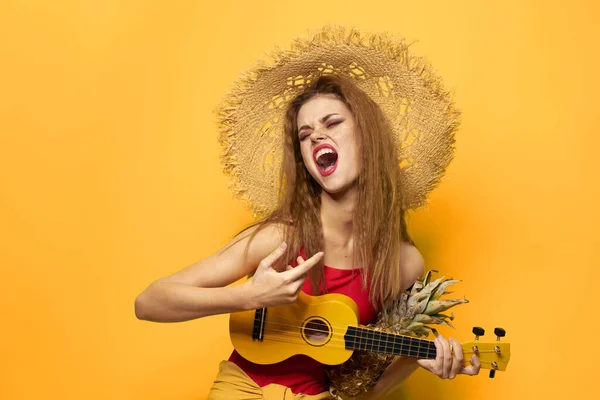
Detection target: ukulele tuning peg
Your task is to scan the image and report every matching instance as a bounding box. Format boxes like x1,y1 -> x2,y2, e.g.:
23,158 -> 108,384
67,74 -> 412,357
489,361 -> 499,378
472,326 -> 485,340
494,327 -> 506,341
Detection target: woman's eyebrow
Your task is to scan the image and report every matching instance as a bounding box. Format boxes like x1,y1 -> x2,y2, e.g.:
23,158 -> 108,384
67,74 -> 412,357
298,113 -> 340,133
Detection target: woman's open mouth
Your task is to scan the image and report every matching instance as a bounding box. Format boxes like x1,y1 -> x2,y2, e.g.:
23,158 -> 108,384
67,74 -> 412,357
313,144 -> 338,177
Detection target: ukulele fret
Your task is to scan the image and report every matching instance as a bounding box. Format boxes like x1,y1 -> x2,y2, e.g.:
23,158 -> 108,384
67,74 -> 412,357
375,331 -> 385,353
402,336 -> 408,357
408,336 -> 419,357
367,329 -> 374,352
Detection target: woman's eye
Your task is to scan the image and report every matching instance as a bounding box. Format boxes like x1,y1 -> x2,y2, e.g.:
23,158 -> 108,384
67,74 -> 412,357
327,121 -> 342,128
299,131 -> 311,141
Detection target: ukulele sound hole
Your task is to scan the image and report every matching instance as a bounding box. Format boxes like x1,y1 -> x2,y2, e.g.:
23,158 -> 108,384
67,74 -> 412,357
301,317 -> 332,347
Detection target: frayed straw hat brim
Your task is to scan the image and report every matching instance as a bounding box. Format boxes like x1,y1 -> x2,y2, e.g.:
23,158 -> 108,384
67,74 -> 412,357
216,25 -> 459,216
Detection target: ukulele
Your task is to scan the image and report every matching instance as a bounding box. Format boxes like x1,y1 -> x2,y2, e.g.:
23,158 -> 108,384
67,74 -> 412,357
230,292 -> 510,377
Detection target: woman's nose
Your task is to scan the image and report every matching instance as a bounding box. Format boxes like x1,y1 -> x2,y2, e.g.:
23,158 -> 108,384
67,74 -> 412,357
310,128 -> 327,142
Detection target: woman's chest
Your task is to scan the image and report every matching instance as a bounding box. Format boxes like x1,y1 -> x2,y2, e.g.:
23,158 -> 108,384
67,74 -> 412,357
322,240 -> 356,270
301,266 -> 378,325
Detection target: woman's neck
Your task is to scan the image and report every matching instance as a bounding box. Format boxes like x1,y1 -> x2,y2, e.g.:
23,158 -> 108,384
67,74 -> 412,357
320,186 -> 357,248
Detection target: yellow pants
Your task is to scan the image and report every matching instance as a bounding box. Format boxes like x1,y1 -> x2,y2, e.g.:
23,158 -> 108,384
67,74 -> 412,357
207,360 -> 333,400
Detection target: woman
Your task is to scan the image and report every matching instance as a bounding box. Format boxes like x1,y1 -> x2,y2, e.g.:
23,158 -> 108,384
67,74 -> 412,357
135,27 -> 481,399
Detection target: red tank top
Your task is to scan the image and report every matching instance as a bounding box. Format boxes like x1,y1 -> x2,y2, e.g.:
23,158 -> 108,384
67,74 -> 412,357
228,250 -> 378,395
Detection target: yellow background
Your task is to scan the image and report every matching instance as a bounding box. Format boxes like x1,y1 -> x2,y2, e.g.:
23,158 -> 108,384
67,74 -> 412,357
1,0 -> 598,398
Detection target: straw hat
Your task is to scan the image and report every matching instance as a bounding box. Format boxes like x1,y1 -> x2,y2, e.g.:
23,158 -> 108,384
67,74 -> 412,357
216,25 -> 459,216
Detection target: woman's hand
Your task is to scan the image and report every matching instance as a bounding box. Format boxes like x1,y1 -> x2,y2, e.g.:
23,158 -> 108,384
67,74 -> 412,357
246,242 -> 323,308
417,335 -> 481,379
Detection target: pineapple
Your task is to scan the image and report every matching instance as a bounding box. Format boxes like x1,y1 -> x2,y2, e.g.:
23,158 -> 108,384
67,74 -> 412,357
326,271 -> 469,399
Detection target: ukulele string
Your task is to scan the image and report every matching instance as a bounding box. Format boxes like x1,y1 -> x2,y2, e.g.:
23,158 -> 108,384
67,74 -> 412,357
261,317 -> 435,347
258,329 -> 438,358
261,326 -> 437,358
253,329 -> 498,361
261,322 -> 491,357
258,330 -> 435,356
254,313 -> 371,332
249,314 -> 490,355
257,313 -> 425,341
264,320 -> 413,345
264,320 -> 408,345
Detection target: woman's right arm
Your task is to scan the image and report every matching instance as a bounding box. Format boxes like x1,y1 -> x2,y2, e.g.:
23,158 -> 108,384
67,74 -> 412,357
134,224 -> 323,322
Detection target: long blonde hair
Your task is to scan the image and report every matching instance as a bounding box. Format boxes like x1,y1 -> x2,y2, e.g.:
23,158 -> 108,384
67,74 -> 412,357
249,75 -> 410,307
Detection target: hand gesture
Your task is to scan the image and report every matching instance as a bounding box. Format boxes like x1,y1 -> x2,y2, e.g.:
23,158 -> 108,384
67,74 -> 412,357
248,242 -> 323,308
417,335 -> 481,379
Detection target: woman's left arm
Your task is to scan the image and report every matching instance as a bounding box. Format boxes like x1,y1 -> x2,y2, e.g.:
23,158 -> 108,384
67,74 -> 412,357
363,242 -> 481,399
364,337 -> 482,399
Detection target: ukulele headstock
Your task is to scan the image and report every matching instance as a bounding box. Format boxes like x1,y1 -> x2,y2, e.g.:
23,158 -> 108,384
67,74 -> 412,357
461,327 -> 510,378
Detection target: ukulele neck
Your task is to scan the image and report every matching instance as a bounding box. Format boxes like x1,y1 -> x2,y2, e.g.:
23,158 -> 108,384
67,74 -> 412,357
345,326 -> 436,359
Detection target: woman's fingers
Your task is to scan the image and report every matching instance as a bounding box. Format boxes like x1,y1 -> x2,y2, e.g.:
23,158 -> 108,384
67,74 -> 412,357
448,337 -> 464,379
257,242 -> 288,272
417,335 -> 481,379
417,335 -> 444,375
460,354 -> 481,375
284,251 -> 324,281
250,247 -> 325,308
416,358 -> 434,372
438,335 -> 452,379
418,336 -> 480,379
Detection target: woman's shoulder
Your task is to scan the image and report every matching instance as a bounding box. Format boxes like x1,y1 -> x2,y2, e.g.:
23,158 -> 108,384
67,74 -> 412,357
240,221 -> 286,243
229,221 -> 287,259
400,241 -> 425,291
